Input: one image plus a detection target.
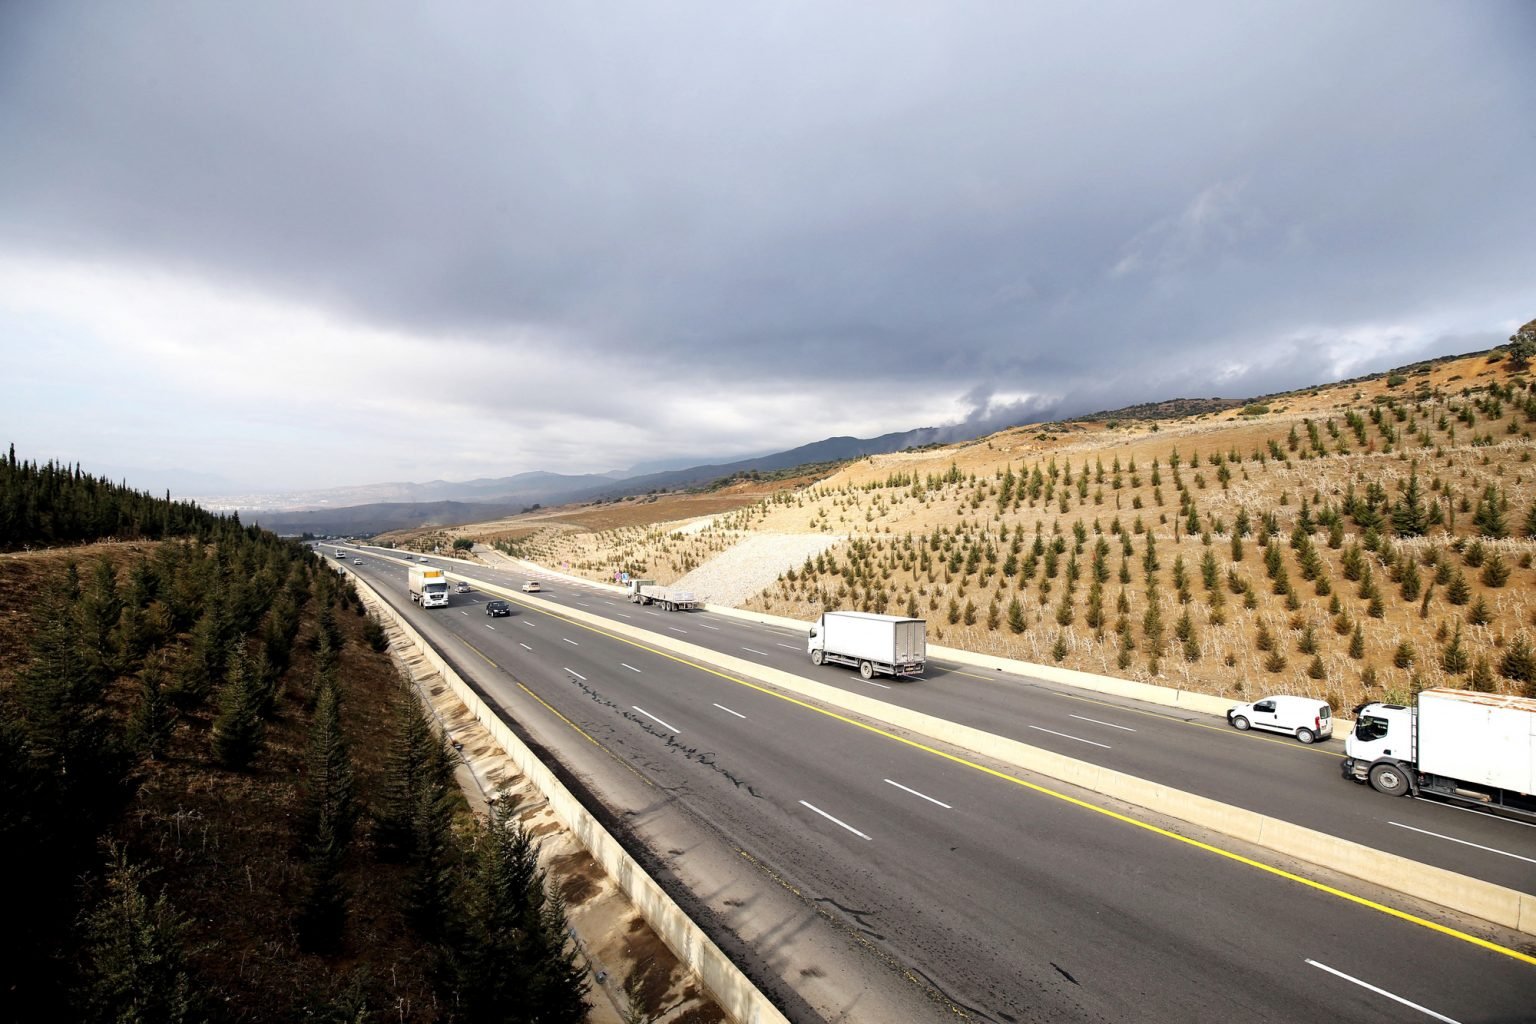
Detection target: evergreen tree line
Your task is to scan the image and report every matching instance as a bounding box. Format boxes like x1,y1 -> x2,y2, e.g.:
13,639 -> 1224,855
1,525 -> 318,1020
1,445 -> 236,551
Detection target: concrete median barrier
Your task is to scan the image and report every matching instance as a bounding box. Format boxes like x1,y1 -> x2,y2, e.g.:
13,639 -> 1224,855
461,575 -> 1535,937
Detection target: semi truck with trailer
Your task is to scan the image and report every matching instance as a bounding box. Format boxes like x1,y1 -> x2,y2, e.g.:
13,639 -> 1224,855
408,565 -> 450,609
808,611 -> 926,680
626,578 -> 699,611
1342,688 -> 1536,822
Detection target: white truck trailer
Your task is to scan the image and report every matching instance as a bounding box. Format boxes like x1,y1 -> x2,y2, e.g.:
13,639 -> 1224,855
408,565 -> 450,609
808,611 -> 926,680
1342,688 -> 1536,823
626,578 -> 699,611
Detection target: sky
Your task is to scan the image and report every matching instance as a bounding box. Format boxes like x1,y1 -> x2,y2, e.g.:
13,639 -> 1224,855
2,2 -> 1533,496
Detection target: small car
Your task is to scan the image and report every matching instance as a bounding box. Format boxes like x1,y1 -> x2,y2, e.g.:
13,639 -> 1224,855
353,558 -> 363,565
1227,695 -> 1333,744
521,580 -> 542,593
454,582 -> 471,593
485,600 -> 511,617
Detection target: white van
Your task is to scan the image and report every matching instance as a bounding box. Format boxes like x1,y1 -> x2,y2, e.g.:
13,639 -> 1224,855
1227,695 -> 1333,744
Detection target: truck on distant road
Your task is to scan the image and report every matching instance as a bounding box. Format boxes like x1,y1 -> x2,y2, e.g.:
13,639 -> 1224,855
626,579 -> 699,611
1342,688 -> 1536,822
408,565 -> 450,609
808,611 -> 926,680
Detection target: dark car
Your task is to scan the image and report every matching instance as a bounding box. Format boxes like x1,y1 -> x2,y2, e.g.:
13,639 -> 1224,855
485,600 -> 511,617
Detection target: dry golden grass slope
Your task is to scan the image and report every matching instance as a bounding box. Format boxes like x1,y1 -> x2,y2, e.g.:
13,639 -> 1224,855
458,349 -> 1536,712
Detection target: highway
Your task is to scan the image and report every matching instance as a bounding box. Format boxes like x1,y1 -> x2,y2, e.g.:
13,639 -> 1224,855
336,546 -> 1536,1023
364,544 -> 1536,893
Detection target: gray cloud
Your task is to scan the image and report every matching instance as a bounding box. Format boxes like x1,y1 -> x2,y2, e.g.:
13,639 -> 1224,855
1,1 -> 1533,490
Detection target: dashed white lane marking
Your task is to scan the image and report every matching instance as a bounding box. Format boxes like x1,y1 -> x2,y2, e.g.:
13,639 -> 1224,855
1029,725 -> 1111,749
742,647 -> 769,656
700,624 -> 720,630
713,703 -> 746,719
776,643 -> 798,649
858,677 -> 891,690
1388,822 -> 1536,865
621,663 -> 642,673
633,706 -> 679,733
799,801 -> 872,841
485,624 -> 496,631
617,613 -> 633,619
1069,714 -> 1137,732
459,610 -> 468,616
563,638 -> 579,646
884,779 -> 952,809
669,626 -> 687,634
564,668 -> 586,681
1304,961 -> 1461,1023
519,643 -> 532,651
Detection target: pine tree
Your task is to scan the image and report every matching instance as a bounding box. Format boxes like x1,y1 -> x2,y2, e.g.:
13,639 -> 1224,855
296,679 -> 357,951
1474,486 -> 1508,539
1466,595 -> 1492,627
78,847 -> 200,1024
1440,626 -> 1470,674
211,642 -> 264,770
1481,552 -> 1510,587
1349,624 -> 1365,660
128,661 -> 173,760
1445,570 -> 1471,605
1007,597 -> 1026,634
1470,656 -> 1497,693
1499,632 -> 1536,691
1391,471 -> 1428,537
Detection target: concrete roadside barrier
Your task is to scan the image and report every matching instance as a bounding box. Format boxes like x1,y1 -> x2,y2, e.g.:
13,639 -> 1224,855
352,574 -> 792,1024
462,575 -> 1536,938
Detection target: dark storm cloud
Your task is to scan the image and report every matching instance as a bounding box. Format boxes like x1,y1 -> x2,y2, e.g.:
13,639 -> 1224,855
2,1 -> 1533,423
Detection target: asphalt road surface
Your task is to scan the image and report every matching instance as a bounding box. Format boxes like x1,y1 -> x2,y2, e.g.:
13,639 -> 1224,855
335,546 -> 1536,1023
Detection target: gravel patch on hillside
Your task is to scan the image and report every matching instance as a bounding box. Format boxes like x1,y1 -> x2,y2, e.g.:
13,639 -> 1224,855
676,532 -> 844,606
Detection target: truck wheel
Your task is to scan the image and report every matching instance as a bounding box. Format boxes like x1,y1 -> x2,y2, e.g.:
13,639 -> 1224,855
811,649 -> 824,666
1369,763 -> 1410,797
1230,715 -> 1250,731
859,661 -> 874,680
1295,727 -> 1316,744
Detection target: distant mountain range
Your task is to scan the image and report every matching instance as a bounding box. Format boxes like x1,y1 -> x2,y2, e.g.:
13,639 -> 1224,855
241,420 -> 1024,535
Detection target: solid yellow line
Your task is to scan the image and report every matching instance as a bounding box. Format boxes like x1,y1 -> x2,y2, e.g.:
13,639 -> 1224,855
503,596 -> 1536,966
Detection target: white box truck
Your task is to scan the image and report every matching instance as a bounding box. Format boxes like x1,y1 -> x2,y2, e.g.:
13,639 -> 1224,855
626,578 -> 699,611
408,564 -> 450,609
1342,688 -> 1536,822
808,611 -> 926,680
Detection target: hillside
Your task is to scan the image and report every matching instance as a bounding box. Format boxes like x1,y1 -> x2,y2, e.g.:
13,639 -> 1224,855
461,347 -> 1536,712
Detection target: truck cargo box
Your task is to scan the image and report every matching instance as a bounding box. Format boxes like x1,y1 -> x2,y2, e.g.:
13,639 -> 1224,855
1416,689 -> 1536,796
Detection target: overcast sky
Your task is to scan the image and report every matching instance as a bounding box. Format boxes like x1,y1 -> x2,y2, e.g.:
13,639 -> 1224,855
2,2 -> 1533,495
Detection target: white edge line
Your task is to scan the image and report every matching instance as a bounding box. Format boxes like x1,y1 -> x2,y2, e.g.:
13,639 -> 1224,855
884,778 -> 953,809
563,667 -> 586,681
1029,725 -> 1111,749
632,706 -> 680,733
798,800 -> 872,840
1304,960 -> 1462,1024
1388,821 -> 1536,865
1069,714 -> 1137,732
621,663 -> 642,673
712,703 -> 746,719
